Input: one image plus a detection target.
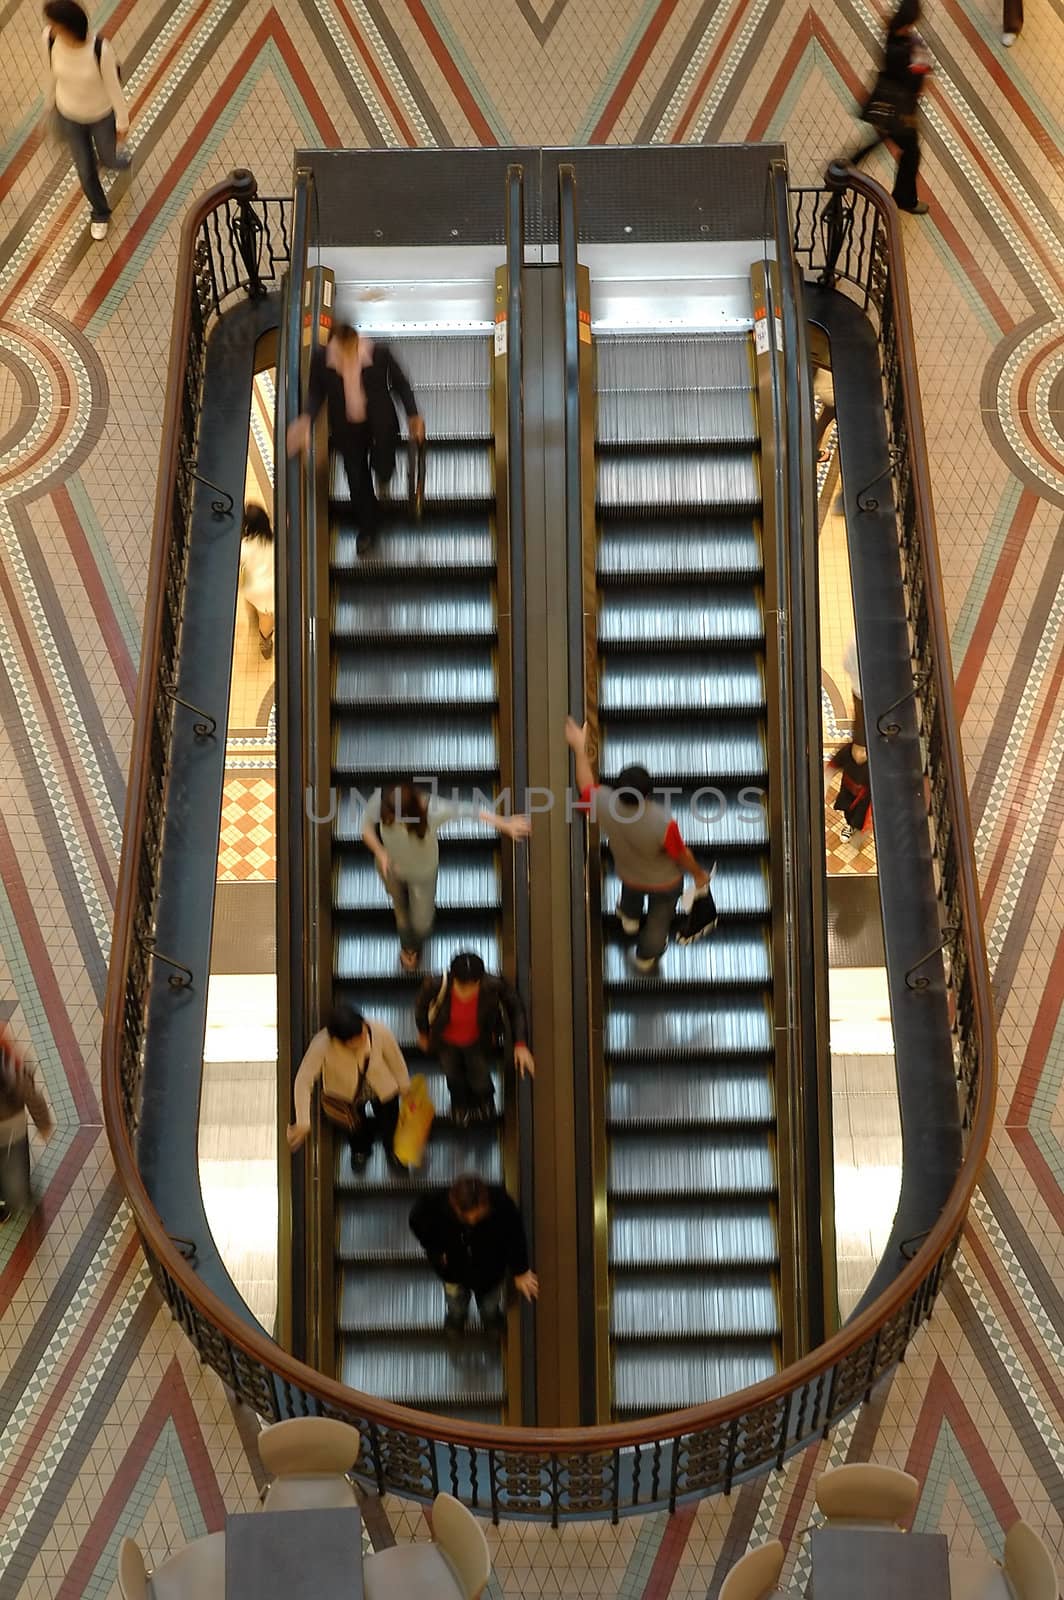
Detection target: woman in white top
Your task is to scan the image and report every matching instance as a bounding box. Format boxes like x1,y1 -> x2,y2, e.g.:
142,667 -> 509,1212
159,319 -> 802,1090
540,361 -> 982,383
362,782 -> 530,971
287,1004 -> 411,1172
240,504 -> 275,660
42,1 -> 130,241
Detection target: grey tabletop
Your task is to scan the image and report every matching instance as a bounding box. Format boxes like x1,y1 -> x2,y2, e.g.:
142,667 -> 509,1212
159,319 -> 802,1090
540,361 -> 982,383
226,1506 -> 363,1600
811,1528 -> 951,1599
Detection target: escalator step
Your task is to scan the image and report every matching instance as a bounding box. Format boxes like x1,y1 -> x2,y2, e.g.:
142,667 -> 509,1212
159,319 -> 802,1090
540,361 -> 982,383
340,1336 -> 504,1407
658,789 -> 769,849
334,849 -> 500,914
333,521 -> 494,574
610,1201 -> 778,1266
335,792 -> 504,845
337,1192 -> 423,1262
603,858 -> 770,917
332,443 -> 493,505
602,927 -> 772,988
608,1132 -> 775,1197
597,452 -> 760,513
607,1062 -> 773,1128
384,336 -> 491,390
597,390 -> 758,448
611,1342 -> 776,1413
404,386 -> 491,441
599,587 -> 763,646
599,651 -> 764,714
597,336 -> 753,393
336,1125 -> 502,1190
334,922 -> 500,983
601,724 -> 766,784
333,649 -> 497,709
597,518 -> 762,581
333,713 -> 498,777
606,993 -> 772,1058
339,1265 -> 457,1332
328,992 -> 423,1051
611,1275 -> 780,1338
332,580 -> 495,642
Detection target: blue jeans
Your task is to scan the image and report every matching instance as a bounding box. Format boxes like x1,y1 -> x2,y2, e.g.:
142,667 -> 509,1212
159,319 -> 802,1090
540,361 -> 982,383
57,112 -> 124,221
444,1279 -> 505,1331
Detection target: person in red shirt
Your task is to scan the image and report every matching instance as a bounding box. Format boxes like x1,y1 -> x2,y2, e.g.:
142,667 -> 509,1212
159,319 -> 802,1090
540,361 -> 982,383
415,951 -> 533,1126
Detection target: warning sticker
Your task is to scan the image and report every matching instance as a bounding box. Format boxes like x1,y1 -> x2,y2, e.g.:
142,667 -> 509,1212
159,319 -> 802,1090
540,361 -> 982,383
494,318 -> 507,357
754,316 -> 769,355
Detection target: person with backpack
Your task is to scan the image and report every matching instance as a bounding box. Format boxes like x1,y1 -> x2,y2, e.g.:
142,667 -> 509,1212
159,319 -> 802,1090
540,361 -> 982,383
42,1 -> 130,241
415,951 -> 533,1125
0,1023 -> 54,1221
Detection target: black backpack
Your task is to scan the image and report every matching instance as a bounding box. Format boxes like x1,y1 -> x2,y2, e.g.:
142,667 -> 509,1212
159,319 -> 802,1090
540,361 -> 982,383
48,30 -> 123,84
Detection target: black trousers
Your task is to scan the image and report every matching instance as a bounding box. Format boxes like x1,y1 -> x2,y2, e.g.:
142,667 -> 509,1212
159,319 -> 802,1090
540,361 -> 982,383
1003,0 -> 1022,31
851,124 -> 921,210
349,1094 -> 400,1161
337,421 -> 398,536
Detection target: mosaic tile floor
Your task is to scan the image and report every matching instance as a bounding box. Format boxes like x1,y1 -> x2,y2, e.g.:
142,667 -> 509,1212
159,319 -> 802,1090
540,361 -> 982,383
0,0 -> 1061,1595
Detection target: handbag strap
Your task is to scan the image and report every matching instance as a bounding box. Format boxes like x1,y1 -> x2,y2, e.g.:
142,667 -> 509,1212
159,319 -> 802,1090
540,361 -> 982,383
323,1027 -> 373,1103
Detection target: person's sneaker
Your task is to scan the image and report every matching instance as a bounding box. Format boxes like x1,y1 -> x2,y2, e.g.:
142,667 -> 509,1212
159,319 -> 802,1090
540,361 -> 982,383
618,913 -> 640,936
258,632 -> 273,660
385,1149 -> 407,1176
444,1314 -> 466,1339
0,1201 -> 9,1224
471,1096 -> 496,1125
840,825 -> 854,841
112,149 -> 133,170
356,528 -> 375,557
1001,30 -> 1017,43
451,1105 -> 471,1129
898,201 -> 929,215
481,1312 -> 506,1337
350,1150 -> 369,1173
634,951 -> 663,973
89,218 -> 109,241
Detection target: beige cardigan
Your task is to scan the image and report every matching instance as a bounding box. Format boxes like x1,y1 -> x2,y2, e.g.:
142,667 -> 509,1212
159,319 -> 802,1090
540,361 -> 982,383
293,1022 -> 410,1126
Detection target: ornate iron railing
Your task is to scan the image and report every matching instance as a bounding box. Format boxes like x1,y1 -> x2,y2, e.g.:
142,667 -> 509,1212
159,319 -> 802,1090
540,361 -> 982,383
102,169 -> 994,1523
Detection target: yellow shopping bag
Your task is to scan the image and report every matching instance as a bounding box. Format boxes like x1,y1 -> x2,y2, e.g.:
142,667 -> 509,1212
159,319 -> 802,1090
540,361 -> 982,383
392,1074 -> 435,1168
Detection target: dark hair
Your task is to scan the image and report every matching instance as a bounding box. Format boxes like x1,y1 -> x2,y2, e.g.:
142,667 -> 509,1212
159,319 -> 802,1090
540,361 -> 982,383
450,951 -> 485,984
613,764 -> 653,811
379,783 -> 428,840
329,322 -> 359,346
888,0 -> 921,30
449,1174 -> 490,1214
324,1004 -> 364,1043
43,1 -> 89,39
242,504 -> 273,541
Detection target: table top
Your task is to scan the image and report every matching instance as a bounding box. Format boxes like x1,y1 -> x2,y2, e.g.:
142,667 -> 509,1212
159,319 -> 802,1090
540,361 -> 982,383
811,1527 -> 951,1599
226,1506 -> 363,1600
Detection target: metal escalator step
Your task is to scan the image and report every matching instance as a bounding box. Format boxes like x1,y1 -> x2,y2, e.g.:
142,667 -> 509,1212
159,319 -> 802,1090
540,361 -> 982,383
339,1265 -> 455,1332
334,849 -> 500,914
608,1132 -> 775,1197
598,587 -> 763,646
333,649 -> 497,708
335,791 -> 505,844
601,724 -> 766,784
659,790 -> 768,849
333,443 -> 493,505
596,452 -> 759,513
600,651 -> 764,713
611,1274 -> 780,1339
333,521 -> 494,573
603,858 -> 769,917
602,927 -> 772,988
337,1193 -> 423,1262
384,336 -> 491,390
406,387 -> 491,441
340,1336 -> 504,1407
597,390 -> 758,448
606,993 -> 772,1058
597,336 -> 753,393
611,1341 -> 776,1413
336,1125 -> 502,1190
610,1201 -> 778,1266
334,922 -> 500,983
597,518 -> 762,581
333,714 -> 498,776
608,1062 -> 773,1127
327,991 -> 419,1049
332,580 -> 495,642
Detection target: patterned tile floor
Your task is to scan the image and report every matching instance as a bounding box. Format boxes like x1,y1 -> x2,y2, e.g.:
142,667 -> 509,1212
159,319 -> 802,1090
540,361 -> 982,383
0,0 -> 1062,1595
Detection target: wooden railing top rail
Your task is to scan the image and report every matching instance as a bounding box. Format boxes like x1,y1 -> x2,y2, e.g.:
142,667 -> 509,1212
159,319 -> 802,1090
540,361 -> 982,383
101,167 -> 995,1462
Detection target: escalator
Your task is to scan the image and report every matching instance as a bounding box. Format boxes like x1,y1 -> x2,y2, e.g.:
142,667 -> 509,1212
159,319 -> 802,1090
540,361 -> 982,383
593,331 -> 782,1416
327,332 -> 511,1419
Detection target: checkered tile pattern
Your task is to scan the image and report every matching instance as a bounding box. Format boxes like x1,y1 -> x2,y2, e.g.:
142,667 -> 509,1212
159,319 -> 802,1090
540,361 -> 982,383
217,775 -> 276,883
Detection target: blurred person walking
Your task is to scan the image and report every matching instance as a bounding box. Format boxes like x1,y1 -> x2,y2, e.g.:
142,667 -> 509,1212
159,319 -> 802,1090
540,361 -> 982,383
846,0 -> 933,214
42,1 -> 130,241
0,1023 -> 54,1221
409,1173 -> 538,1336
240,504 -> 275,660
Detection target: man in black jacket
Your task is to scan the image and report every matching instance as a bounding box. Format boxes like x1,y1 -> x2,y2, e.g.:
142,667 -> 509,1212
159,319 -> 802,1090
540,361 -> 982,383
286,322 -> 425,555
415,950 -> 534,1126
409,1173 -> 538,1335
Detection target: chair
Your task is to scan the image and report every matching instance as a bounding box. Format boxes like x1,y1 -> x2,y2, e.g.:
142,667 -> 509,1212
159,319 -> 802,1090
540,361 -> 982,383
363,1492 -> 491,1600
814,1463 -> 920,1531
719,1539 -> 786,1600
117,1534 -> 225,1600
257,1416 -> 361,1512
949,1521 -> 1059,1600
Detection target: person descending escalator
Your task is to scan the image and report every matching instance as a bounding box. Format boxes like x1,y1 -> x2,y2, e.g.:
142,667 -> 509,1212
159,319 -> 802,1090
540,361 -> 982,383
287,1003 -> 412,1173
361,783 -> 531,972
564,716 -> 715,972
409,1173 -> 538,1337
415,951 -> 534,1126
285,322 -> 427,557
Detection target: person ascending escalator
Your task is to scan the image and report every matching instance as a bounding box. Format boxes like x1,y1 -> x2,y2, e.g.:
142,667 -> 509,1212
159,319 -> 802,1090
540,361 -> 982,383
409,1173 -> 538,1337
415,951 -> 534,1126
285,323 -> 426,557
